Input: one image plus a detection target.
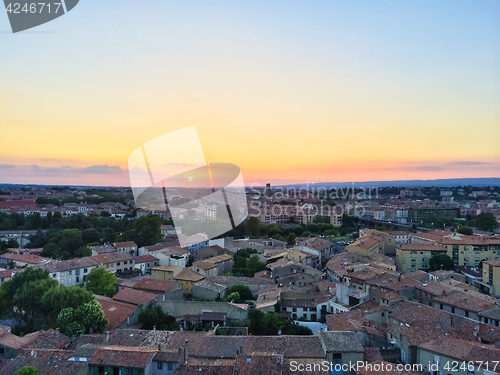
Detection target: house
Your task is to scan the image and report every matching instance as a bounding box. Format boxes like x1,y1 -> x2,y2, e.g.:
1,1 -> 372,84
0,269 -> 12,284
88,347 -> 156,375
359,229 -> 397,255
410,230 -> 500,267
192,245 -> 230,261
90,244 -> 117,256
192,278 -> 227,301
417,337 -> 500,375
0,348 -> 87,375
396,243 -> 448,273
0,229 -> 38,248
191,253 -> 233,277
112,288 -> 157,307
430,288 -> 497,322
0,253 -> 49,268
151,264 -> 184,281
133,278 -> 181,297
94,295 -> 138,331
345,236 -> 384,257
37,257 -> 100,286
296,237 -> 335,263
135,254 -> 159,274
483,259 -> 500,297
139,243 -> 190,268
281,299 -> 318,321
267,259 -> 323,284
174,268 -> 205,294
0,327 -> 70,359
114,241 -> 138,255
91,252 -> 135,276
319,331 -> 364,372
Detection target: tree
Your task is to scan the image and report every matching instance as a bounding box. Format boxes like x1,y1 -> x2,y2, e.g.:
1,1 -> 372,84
82,228 -> 101,244
12,278 -> 58,325
246,255 -> 266,274
26,229 -> 48,249
138,305 -> 176,330
58,299 -> 108,337
0,238 -> 19,253
222,292 -> 241,303
13,367 -> 38,375
227,285 -> 253,301
247,217 -> 260,236
248,309 -> 312,336
42,285 -> 94,323
41,242 -> 62,259
475,213 -> 498,231
0,268 -> 53,324
286,233 -> 297,246
133,215 -> 163,247
457,226 -> 473,235
85,268 -> 117,297
429,253 -> 454,271
59,229 -> 84,258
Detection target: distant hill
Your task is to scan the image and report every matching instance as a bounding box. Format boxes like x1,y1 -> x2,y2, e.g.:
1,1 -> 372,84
272,177 -> 500,189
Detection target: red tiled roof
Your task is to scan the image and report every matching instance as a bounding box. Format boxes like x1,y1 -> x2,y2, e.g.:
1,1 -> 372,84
135,255 -> 159,264
112,288 -> 156,306
133,278 -> 177,293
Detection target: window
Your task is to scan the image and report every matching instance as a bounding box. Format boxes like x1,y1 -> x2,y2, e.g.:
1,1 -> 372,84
167,362 -> 173,371
157,361 -> 163,370
76,276 -> 79,283
117,262 -> 120,266
52,273 -> 56,278
84,268 -> 88,273
292,308 -> 297,312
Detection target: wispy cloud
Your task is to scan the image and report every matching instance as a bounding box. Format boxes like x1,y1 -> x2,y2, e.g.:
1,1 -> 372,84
447,161 -> 492,166
408,166 -> 444,171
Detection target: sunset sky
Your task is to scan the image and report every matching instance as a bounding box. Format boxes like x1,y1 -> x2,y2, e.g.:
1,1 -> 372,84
1,0 -> 499,186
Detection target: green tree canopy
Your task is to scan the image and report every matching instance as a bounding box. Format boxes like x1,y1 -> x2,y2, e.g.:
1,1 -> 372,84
85,268 -> 117,297
474,212 -> 498,231
457,226 -> 473,235
138,305 -> 176,330
42,285 -> 94,323
429,253 -> 454,271
248,309 -> 312,336
133,215 -> 163,247
227,285 -> 253,301
13,366 -> 38,375
58,299 -> 108,337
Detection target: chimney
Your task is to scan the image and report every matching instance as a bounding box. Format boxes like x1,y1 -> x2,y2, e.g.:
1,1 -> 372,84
179,347 -> 186,364
103,331 -> 110,344
55,328 -> 60,337
442,290 -> 446,296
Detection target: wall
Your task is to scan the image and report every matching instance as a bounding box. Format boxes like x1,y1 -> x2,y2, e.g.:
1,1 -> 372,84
155,300 -> 248,320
